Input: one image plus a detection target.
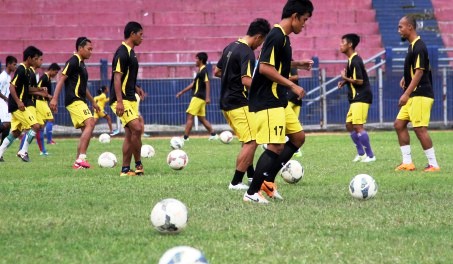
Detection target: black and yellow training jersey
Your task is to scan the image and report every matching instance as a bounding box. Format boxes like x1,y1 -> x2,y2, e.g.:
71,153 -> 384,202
249,25 -> 292,112
192,65 -> 209,100
403,36 -> 433,98
109,42 -> 139,104
287,67 -> 302,106
38,73 -> 52,101
217,38 -> 255,111
9,63 -> 32,112
346,53 -> 372,104
61,54 -> 89,107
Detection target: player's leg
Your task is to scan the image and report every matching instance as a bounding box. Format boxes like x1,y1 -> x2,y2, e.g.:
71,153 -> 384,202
121,125 -> 134,175
394,99 -> 414,170
244,107 -> 286,203
352,103 -> 374,162
0,114 -> 22,160
198,116 -> 217,140
66,101 -> 94,168
346,105 -> 365,161
183,114 -> 194,140
127,118 -> 143,175
46,119 -> 55,144
224,107 -> 257,189
104,115 -> 113,134
411,97 -> 439,171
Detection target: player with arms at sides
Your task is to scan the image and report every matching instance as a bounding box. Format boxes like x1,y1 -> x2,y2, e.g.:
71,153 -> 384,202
244,0 -> 314,203
50,37 -> 100,169
0,56 -> 17,153
110,21 -> 145,177
338,33 -> 375,163
176,52 -> 218,141
19,56 -> 51,156
38,63 -> 61,145
214,18 -> 271,190
93,85 -> 114,135
0,46 -> 48,162
394,15 -> 440,172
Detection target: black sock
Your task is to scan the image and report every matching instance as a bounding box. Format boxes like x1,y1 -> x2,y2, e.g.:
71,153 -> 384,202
135,160 -> 142,167
210,132 -> 216,136
231,170 -> 245,185
121,166 -> 130,172
267,141 -> 299,182
247,149 -> 279,195
183,135 -> 189,140
1,127 -> 10,145
246,165 -> 255,179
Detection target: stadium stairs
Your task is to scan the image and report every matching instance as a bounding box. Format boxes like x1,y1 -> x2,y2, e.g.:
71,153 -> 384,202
0,0 -> 382,79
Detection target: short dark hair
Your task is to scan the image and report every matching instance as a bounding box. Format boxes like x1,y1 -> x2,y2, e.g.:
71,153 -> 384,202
282,0 -> 314,19
124,21 -> 143,39
6,55 -> 17,65
247,18 -> 271,37
342,33 -> 360,50
23,46 -> 43,61
404,15 -> 417,29
196,52 -> 208,64
48,63 -> 61,71
76,37 -> 91,50
97,85 -> 108,95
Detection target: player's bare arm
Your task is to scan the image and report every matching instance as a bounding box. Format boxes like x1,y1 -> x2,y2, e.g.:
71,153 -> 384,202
205,81 -> 211,104
340,69 -> 363,86
398,69 -> 423,107
241,76 -> 252,90
176,82 -> 194,98
50,74 -> 68,113
214,67 -> 222,78
399,76 -> 405,89
291,59 -> 314,70
113,72 -> 124,116
260,63 -> 305,99
136,85 -> 145,100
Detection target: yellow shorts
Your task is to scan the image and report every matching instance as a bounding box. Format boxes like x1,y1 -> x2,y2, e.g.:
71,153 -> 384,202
288,101 -> 301,118
36,99 -> 54,123
11,106 -> 38,132
222,106 -> 256,143
66,100 -> 93,129
396,96 -> 433,127
186,97 -> 206,117
94,110 -> 107,119
110,100 -> 138,127
255,106 -> 303,145
346,102 -> 370,125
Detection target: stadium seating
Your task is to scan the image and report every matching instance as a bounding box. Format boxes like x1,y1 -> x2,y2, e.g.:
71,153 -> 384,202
432,0 -> 453,65
0,0 -> 382,78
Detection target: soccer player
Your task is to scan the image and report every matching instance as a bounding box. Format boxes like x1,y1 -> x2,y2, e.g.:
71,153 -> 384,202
214,18 -> 271,190
0,56 -> 17,152
19,58 -> 49,155
38,63 -> 61,145
49,37 -> 100,169
93,85 -> 114,135
244,0 -> 314,203
0,46 -> 48,162
176,52 -> 218,141
394,15 -> 440,172
109,21 -> 145,176
338,33 -> 375,163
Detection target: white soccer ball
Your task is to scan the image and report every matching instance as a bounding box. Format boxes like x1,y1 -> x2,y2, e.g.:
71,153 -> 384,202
170,136 -> 184,149
219,130 -> 233,144
159,246 -> 208,264
150,198 -> 188,234
98,133 -> 111,143
97,152 -> 117,168
141,144 -> 155,158
349,174 -> 378,200
167,149 -> 189,170
280,160 -> 304,183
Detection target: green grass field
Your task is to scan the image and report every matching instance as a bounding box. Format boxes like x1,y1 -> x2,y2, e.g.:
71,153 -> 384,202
0,131 -> 452,263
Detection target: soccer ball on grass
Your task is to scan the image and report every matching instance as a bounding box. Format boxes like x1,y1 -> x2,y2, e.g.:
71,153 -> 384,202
167,149 -> 189,170
219,130 -> 233,144
150,198 -> 188,234
98,133 -> 111,143
141,144 -> 155,158
349,174 -> 378,200
98,152 -> 117,168
280,160 -> 304,183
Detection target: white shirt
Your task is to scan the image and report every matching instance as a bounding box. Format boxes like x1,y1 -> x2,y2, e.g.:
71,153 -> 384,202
0,70 -> 11,98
